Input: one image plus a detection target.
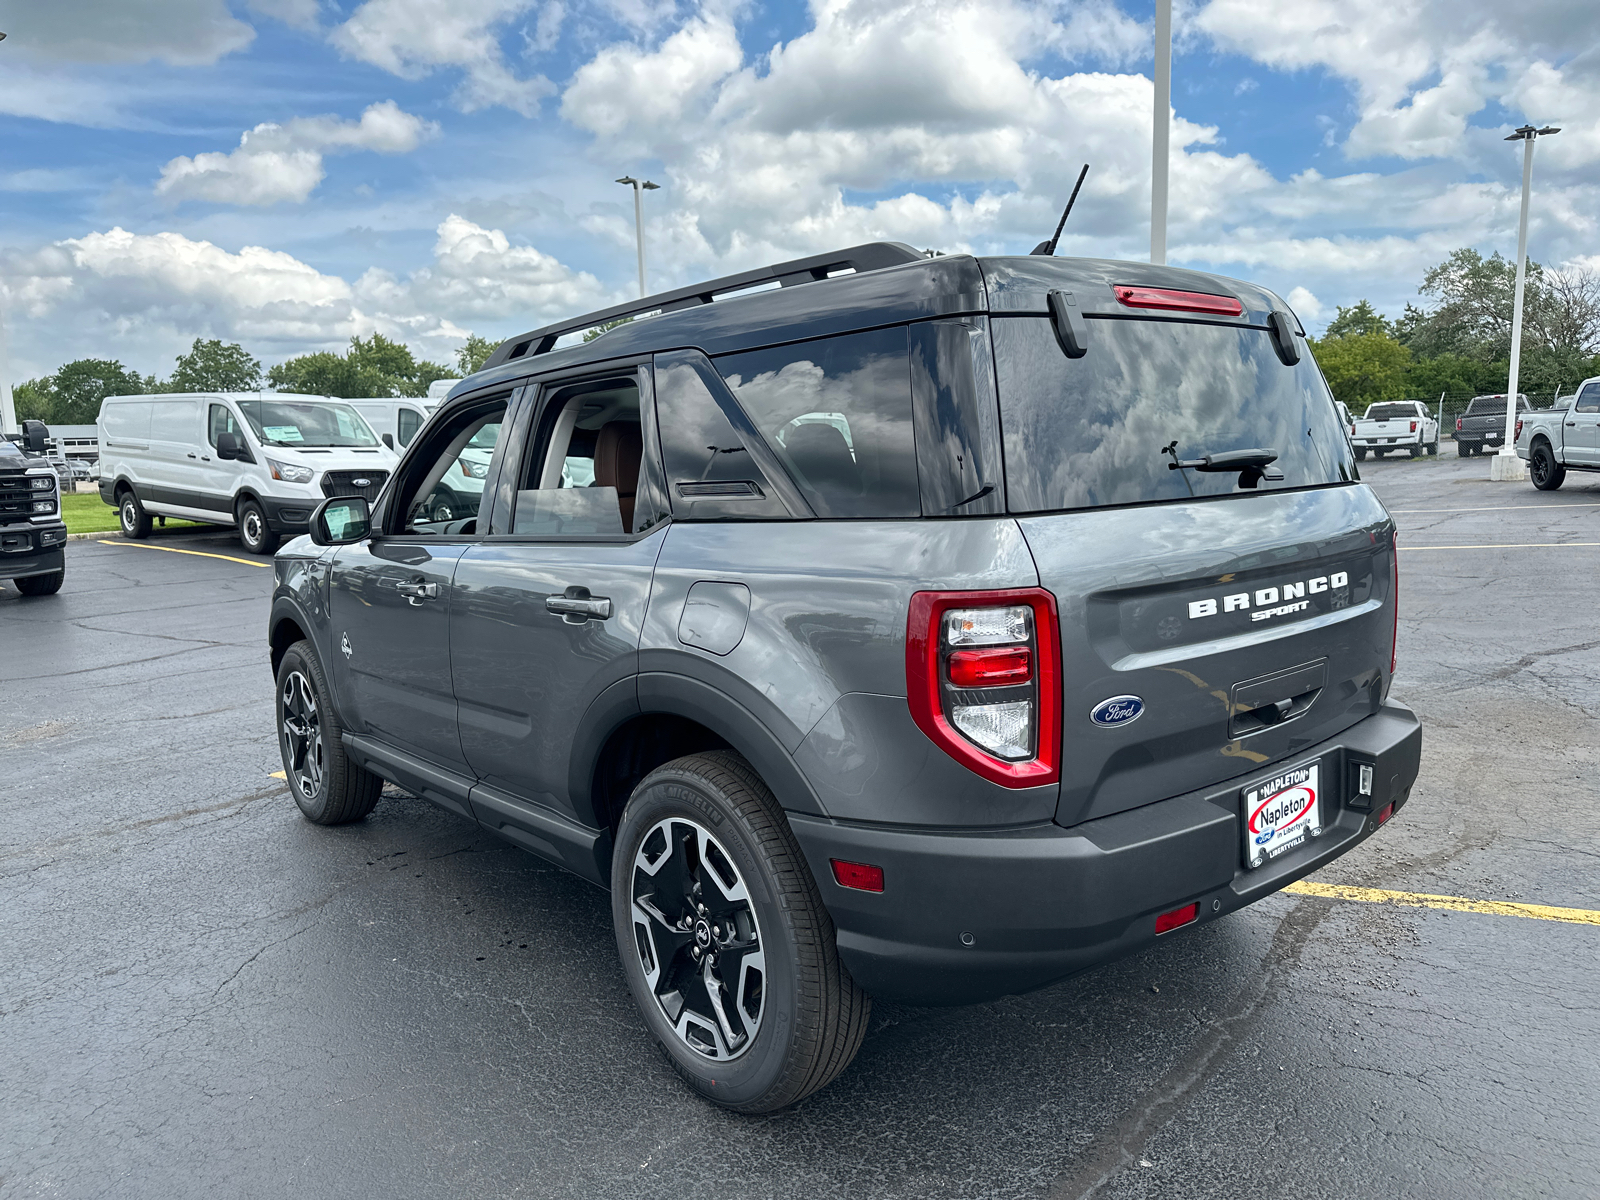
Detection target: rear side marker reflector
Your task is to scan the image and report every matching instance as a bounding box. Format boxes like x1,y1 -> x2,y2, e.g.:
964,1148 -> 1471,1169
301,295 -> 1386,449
831,859 -> 885,893
1113,285 -> 1244,317
1155,902 -> 1199,934
1376,803 -> 1394,826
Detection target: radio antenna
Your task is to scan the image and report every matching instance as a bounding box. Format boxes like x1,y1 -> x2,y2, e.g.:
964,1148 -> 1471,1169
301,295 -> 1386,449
1031,164 -> 1090,256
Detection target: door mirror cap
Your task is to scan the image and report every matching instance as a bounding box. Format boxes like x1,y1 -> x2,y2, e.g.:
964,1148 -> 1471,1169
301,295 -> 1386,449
381,432 -> 395,450
21,419 -> 48,454
309,496 -> 371,546
215,431 -> 244,461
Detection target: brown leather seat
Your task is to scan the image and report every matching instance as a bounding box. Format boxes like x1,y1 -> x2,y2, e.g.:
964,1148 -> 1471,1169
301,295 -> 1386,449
593,421 -> 644,531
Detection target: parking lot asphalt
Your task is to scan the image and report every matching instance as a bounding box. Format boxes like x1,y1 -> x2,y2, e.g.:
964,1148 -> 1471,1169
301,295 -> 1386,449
3,457 -> 1598,1200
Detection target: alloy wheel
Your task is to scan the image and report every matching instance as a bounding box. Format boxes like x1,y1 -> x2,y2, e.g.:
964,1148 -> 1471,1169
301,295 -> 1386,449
280,670 -> 324,800
630,817 -> 766,1061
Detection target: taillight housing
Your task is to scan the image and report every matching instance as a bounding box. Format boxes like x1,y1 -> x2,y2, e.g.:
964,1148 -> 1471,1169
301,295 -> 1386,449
1409,420 -> 1417,433
1389,529 -> 1399,678
1515,419 -> 1524,441
1455,418 -> 1462,431
906,589 -> 1060,787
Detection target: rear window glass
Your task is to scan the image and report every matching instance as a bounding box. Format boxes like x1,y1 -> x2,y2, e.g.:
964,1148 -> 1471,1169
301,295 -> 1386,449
1363,404 -> 1417,422
716,328 -> 920,518
994,317 -> 1354,513
1466,396 -> 1522,415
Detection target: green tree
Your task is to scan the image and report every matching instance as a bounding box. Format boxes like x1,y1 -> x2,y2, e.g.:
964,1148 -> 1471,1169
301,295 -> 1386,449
1309,332 -> 1412,411
42,359 -> 152,424
455,334 -> 496,376
1323,300 -> 1392,340
165,338 -> 262,392
1399,248 -> 1528,360
268,332 -> 450,398
12,379 -> 54,422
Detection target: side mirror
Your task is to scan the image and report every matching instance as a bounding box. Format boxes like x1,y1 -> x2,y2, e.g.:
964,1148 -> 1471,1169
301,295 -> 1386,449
215,431 -> 239,461
309,496 -> 371,546
22,419 -> 48,454
381,432 -> 395,450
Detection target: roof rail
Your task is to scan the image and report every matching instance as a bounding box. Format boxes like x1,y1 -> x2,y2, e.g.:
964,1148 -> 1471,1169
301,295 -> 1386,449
482,241 -> 927,370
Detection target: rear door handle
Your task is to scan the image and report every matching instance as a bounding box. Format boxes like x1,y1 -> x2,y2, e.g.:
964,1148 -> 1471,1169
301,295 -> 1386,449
396,579 -> 441,605
546,587 -> 612,623
186,452 -> 197,458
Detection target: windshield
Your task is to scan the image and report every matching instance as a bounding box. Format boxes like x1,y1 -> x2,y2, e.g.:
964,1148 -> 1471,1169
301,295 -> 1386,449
235,400 -> 379,448
994,317 -> 1354,513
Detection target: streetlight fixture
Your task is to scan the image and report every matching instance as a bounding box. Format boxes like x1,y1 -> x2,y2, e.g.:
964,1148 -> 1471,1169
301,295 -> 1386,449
615,176 -> 660,298
1151,0 -> 1171,265
1490,124 -> 1561,480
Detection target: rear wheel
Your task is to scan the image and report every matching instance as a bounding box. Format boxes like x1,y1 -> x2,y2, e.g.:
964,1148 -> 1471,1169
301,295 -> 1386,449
1428,440 -> 1439,455
118,490 -> 152,539
1373,449 -> 1386,458
238,497 -> 280,555
1457,442 -> 1471,457
1354,447 -> 1367,461
612,751 -> 869,1113
275,640 -> 382,824
1407,444 -> 1418,458
1530,443 -> 1565,491
15,570 -> 64,596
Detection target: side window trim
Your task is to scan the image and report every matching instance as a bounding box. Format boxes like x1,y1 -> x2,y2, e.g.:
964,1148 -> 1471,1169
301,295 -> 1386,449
655,349 -> 815,519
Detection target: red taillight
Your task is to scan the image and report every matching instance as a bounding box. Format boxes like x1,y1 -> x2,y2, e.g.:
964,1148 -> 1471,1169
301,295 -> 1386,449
906,588 -> 1061,788
1456,418 -> 1462,431
830,859 -> 885,892
947,646 -> 1033,687
1516,419 -> 1523,441
1155,902 -> 1199,934
1390,529 -> 1399,676
1409,420 -> 1417,433
1113,285 -> 1243,317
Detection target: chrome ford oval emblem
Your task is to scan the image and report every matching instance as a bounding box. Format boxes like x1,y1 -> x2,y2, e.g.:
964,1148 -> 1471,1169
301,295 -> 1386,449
351,477 -> 371,488
1091,695 -> 1144,727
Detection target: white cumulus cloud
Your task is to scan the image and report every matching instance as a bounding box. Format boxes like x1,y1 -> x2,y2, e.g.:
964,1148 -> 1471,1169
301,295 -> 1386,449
155,101 -> 438,206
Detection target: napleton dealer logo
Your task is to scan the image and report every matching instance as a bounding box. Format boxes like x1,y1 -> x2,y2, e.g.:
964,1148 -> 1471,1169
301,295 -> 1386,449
1187,572 -> 1348,624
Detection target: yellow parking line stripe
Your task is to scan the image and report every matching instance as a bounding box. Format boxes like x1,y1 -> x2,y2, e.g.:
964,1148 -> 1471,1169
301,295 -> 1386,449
1399,542 -> 1600,550
1286,880 -> 1600,926
269,771 -> 286,780
1391,503 -> 1600,513
95,540 -> 270,568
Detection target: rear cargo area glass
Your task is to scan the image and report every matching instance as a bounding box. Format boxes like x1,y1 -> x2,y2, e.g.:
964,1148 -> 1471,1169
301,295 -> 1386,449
993,317 -> 1354,513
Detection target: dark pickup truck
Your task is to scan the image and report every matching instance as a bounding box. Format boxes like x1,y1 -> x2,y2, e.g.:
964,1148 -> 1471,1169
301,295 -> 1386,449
1455,394 -> 1530,456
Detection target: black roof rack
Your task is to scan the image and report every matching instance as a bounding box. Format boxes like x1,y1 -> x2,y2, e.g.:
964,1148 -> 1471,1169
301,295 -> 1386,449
482,241 -> 927,370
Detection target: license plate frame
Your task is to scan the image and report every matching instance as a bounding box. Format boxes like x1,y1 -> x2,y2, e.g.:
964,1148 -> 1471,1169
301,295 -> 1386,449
1241,761 -> 1323,868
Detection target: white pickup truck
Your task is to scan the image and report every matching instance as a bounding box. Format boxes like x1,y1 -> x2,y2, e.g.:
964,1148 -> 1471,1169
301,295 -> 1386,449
1516,377 -> 1600,490
1352,400 -> 1439,460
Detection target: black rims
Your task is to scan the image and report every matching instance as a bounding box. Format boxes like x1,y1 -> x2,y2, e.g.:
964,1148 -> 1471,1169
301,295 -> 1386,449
280,668 -> 324,802
1530,444 -> 1565,491
630,816 -> 766,1061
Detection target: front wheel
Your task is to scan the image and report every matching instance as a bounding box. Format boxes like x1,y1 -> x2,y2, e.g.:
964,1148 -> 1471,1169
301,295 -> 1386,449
238,498 -> 281,555
15,569 -> 64,596
612,752 -> 869,1113
1530,444 -> 1566,491
276,639 -> 382,824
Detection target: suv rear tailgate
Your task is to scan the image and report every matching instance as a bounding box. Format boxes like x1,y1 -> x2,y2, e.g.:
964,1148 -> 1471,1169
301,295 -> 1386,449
1021,487 -> 1393,828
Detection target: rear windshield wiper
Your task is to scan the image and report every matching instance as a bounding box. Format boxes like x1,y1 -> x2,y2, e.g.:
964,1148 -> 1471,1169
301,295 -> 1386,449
1165,445 -> 1284,488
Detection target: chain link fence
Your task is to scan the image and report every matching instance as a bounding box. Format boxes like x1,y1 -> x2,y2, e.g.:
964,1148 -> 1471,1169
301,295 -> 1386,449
1353,390 -> 1568,440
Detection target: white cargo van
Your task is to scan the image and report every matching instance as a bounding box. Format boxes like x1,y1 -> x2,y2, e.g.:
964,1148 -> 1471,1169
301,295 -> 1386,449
97,392 -> 398,554
348,397 -> 435,452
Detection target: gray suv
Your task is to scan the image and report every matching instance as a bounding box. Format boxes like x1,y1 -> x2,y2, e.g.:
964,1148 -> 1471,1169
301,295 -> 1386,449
268,243 -> 1421,1112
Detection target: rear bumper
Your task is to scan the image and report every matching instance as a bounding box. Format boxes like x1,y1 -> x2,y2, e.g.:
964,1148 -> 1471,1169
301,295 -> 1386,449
0,523 -> 67,579
791,701 -> 1421,1005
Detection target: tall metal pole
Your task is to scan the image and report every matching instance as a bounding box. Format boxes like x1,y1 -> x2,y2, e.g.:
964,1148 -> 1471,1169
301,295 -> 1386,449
1493,124 -> 1559,480
0,32 -> 14,437
615,176 -> 660,299
1151,0 -> 1171,265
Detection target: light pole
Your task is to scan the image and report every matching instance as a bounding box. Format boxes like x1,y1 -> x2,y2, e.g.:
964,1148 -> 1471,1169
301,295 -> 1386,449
1492,123 -> 1560,481
615,176 -> 660,298
0,31 -> 17,439
1151,0 -> 1171,265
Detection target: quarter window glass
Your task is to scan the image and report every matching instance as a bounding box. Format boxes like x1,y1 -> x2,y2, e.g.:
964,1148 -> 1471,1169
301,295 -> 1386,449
397,408 -> 423,445
715,328 -> 920,518
653,356 -> 789,520
994,317 -> 1354,513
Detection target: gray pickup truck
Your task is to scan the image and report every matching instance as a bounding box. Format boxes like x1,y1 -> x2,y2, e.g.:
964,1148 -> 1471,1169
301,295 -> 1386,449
1516,377 -> 1600,489
267,243 -> 1421,1112
1455,393 -> 1530,456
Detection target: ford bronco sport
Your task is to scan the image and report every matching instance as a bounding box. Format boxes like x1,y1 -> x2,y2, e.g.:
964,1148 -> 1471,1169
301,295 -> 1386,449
268,242 -> 1421,1112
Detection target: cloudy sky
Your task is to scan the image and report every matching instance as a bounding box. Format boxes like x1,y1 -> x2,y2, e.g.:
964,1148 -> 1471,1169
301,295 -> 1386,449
1,0 -> 1597,380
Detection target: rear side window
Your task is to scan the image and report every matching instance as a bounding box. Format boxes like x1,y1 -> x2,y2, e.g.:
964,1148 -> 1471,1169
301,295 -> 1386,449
654,352 -> 790,521
398,408 -> 423,445
716,328 -> 920,518
994,317 -> 1353,513
1576,385 -> 1600,414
